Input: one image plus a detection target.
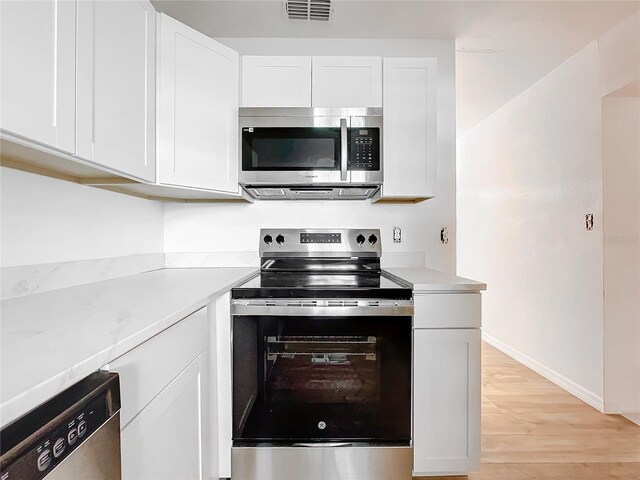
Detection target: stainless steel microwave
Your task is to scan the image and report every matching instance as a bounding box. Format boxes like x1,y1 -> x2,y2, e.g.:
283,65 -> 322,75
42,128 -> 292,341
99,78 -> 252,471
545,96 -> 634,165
239,107 -> 382,200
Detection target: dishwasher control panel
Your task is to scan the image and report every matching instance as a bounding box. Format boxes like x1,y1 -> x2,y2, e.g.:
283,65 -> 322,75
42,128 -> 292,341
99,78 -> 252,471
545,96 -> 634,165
1,372 -> 120,480
1,397 -> 107,480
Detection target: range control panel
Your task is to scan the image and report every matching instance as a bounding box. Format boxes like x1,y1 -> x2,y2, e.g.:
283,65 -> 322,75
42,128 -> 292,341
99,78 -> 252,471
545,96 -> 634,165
300,232 -> 341,244
349,128 -> 380,171
0,397 -> 109,480
260,229 -> 381,258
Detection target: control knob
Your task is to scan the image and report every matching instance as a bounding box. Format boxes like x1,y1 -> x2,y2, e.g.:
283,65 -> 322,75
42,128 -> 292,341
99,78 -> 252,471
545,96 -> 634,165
368,234 -> 378,245
263,234 -> 273,245
356,234 -> 365,245
276,234 -> 285,245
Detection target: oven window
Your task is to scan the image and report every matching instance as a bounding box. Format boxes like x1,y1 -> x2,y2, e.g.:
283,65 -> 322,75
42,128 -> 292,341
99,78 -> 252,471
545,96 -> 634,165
265,335 -> 380,404
242,128 -> 341,170
233,316 -> 411,443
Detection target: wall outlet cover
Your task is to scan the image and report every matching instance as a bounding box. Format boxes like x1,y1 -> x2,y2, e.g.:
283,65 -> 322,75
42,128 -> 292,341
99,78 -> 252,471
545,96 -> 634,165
440,227 -> 449,244
393,226 -> 402,243
585,214 -> 594,231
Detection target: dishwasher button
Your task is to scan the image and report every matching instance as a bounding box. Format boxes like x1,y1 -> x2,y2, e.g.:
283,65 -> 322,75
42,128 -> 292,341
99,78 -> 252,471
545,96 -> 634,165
78,420 -> 87,438
37,449 -> 52,471
53,437 -> 65,458
67,428 -> 78,445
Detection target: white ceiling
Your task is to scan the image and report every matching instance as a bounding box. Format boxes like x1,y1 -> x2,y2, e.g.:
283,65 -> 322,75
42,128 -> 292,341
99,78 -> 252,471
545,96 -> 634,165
151,0 -> 639,134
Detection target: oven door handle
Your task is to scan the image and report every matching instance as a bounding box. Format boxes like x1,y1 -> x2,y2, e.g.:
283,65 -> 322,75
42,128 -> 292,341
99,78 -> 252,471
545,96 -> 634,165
292,442 -> 352,448
230,302 -> 414,317
340,117 -> 348,181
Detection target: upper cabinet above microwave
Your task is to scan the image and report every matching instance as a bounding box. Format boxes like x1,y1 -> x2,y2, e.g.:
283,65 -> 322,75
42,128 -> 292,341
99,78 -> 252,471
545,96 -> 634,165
241,56 -> 383,108
312,57 -> 382,107
241,56 -> 312,107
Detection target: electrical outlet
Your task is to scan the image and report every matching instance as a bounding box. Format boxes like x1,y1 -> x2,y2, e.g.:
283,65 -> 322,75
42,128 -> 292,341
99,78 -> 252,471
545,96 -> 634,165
585,214 -> 594,231
393,226 -> 402,243
440,227 -> 449,244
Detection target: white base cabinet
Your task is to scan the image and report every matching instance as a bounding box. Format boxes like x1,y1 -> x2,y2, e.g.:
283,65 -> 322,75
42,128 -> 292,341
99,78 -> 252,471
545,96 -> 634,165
212,292 -> 233,478
120,355 -> 205,480
413,328 -> 481,475
412,294 -> 481,476
111,307 -> 208,480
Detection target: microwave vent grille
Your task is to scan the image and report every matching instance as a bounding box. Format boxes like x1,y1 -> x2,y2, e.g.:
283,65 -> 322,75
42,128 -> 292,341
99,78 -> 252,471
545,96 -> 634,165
339,188 -> 373,197
285,0 -> 331,21
253,188 -> 286,197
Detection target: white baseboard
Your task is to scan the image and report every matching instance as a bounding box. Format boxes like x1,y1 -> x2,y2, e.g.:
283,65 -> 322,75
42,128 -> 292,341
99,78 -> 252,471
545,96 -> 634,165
623,413 -> 640,426
482,332 -> 604,412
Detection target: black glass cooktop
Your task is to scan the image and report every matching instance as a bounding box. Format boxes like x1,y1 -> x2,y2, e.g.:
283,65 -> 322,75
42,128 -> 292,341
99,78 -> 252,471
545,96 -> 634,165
232,271 -> 412,300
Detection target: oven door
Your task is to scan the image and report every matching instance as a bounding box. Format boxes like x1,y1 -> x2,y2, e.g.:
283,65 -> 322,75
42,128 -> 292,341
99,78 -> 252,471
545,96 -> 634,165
232,315 -> 411,444
239,115 -> 350,185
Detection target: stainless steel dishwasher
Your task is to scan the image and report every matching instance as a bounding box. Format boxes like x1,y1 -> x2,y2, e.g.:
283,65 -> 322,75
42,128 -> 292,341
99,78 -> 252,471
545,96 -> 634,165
1,372 -> 121,480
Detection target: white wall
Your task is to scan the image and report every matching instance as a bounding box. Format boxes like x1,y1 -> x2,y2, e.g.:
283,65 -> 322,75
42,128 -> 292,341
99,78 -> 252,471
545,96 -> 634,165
0,167 -> 164,267
599,11 -> 640,97
602,96 -> 640,422
164,38 -> 457,271
457,11 -> 640,411
457,42 -> 605,405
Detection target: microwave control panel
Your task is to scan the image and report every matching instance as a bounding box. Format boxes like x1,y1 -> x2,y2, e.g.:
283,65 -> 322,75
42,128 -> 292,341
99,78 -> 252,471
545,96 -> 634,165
349,128 -> 380,171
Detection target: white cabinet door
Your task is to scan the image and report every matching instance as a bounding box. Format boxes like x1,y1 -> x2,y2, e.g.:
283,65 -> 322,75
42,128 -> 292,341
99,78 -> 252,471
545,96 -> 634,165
121,354 -> 205,480
382,58 -> 437,199
413,328 -> 481,476
312,56 -> 382,107
76,0 -> 156,182
241,56 -> 312,107
212,292 -> 232,478
0,0 -> 75,153
158,14 -> 239,192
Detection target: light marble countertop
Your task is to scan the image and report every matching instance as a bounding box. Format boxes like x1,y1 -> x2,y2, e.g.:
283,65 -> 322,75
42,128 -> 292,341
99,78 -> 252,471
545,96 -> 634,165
0,267 -> 256,427
385,267 -> 486,292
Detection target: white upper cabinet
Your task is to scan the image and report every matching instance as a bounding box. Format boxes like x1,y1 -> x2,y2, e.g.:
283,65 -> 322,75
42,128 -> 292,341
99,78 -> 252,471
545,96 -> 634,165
380,57 -> 437,199
312,56 -> 382,107
158,14 -> 239,193
76,0 -> 156,182
241,56 -> 312,107
0,0 -> 76,153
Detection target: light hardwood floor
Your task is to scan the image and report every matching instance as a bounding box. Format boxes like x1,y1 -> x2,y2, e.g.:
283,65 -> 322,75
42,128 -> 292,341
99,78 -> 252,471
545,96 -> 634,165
424,342 -> 640,480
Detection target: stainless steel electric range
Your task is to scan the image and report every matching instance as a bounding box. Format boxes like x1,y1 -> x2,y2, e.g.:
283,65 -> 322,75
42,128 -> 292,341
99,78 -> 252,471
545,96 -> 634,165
230,228 -> 414,480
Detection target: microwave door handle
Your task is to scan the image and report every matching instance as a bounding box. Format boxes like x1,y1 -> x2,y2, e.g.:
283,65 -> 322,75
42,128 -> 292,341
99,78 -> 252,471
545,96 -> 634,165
340,118 -> 348,181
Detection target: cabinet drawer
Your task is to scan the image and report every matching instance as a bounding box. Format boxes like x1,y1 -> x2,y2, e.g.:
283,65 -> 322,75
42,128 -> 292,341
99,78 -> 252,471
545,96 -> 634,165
414,294 -> 481,329
110,307 -> 207,427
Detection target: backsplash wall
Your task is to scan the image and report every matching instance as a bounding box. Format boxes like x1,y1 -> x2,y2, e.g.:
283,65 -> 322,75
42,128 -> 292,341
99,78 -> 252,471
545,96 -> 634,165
0,167 -> 165,297
0,167 -> 164,268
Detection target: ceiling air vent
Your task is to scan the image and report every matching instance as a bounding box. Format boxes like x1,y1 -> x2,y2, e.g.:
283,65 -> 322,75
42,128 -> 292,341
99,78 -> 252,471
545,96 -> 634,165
285,0 -> 332,21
